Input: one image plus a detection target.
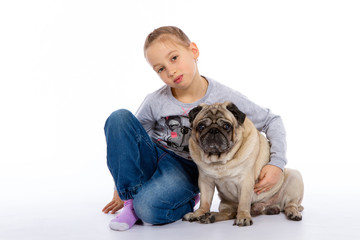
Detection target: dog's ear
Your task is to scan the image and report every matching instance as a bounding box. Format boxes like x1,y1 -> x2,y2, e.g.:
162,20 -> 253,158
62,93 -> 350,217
188,106 -> 203,126
226,102 -> 246,125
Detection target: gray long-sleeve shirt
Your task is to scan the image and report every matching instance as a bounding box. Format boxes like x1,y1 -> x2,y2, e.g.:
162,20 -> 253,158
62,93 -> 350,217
135,76 -> 287,170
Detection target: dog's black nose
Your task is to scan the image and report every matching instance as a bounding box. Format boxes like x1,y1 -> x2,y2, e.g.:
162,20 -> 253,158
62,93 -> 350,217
209,128 -> 219,134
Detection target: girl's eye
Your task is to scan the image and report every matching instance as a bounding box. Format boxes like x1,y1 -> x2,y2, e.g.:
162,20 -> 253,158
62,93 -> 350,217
171,56 -> 178,61
157,67 -> 164,73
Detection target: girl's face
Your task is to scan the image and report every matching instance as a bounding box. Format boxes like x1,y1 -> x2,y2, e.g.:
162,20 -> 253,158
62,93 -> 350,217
145,37 -> 200,90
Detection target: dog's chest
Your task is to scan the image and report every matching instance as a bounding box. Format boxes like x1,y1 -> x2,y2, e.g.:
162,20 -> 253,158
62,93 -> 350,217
214,177 -> 242,202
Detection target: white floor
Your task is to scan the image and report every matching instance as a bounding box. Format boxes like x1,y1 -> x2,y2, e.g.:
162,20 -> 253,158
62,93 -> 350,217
1,172 -> 359,240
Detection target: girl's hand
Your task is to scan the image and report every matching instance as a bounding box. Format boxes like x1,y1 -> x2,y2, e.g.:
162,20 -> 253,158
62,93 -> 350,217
102,190 -> 124,214
254,165 -> 282,195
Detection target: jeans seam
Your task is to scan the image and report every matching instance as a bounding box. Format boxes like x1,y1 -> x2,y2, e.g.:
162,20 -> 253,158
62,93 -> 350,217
157,152 -> 168,163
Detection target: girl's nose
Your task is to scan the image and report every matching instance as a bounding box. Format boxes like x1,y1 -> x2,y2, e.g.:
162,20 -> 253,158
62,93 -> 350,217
167,68 -> 177,77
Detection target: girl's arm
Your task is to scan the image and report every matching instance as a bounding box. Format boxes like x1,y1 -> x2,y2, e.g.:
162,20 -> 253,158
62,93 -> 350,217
228,90 -> 287,193
232,94 -> 288,170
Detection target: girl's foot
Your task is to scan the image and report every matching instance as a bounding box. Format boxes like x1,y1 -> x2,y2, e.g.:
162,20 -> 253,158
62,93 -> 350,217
109,199 -> 139,231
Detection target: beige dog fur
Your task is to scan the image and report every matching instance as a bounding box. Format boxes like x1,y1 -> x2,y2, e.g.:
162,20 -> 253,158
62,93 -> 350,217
183,102 -> 304,226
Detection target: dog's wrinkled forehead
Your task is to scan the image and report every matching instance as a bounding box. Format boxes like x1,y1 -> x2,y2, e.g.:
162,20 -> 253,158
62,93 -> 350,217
189,102 -> 246,126
203,105 -> 225,118
200,102 -> 235,121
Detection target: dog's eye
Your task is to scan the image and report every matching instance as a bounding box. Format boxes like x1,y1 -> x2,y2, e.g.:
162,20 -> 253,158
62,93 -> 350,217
197,124 -> 206,132
223,123 -> 232,131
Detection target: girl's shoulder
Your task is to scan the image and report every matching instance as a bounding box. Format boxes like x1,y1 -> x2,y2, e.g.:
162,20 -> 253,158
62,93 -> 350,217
144,85 -> 169,101
206,77 -> 243,96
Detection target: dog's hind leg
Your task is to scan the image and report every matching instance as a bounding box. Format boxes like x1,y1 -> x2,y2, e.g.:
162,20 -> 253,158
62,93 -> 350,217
298,205 -> 304,212
284,202 -> 302,221
251,203 -> 281,216
264,205 -> 281,215
250,202 -> 265,216
281,169 -> 304,221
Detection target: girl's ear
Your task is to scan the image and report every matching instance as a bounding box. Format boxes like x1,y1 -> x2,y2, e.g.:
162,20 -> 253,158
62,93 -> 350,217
190,42 -> 199,60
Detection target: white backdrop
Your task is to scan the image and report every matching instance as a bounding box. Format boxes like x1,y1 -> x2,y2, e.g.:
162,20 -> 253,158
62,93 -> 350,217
1,0 -> 360,239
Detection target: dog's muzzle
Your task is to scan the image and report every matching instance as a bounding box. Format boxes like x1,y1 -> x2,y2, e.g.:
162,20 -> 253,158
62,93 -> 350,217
200,128 -> 229,154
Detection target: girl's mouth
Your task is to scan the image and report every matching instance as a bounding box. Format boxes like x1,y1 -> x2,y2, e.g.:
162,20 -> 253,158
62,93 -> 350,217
174,75 -> 183,84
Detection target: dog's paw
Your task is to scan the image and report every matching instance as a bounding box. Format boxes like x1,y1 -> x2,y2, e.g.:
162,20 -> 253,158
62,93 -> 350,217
233,212 -> 253,227
264,206 -> 281,215
182,212 -> 198,222
233,217 -> 253,226
250,203 -> 265,216
199,212 -> 216,224
286,211 -> 302,221
284,206 -> 302,221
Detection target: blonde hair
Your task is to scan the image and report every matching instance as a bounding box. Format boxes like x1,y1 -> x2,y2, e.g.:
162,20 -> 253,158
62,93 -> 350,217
144,26 -> 191,53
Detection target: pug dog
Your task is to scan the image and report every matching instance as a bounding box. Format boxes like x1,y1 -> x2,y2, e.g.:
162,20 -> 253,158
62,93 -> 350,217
183,102 -> 304,226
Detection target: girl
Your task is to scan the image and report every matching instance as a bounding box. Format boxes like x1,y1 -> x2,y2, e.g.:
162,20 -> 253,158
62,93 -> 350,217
102,26 -> 286,231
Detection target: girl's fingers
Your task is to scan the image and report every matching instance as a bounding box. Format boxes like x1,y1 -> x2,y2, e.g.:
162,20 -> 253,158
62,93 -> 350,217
255,184 -> 271,195
110,204 -> 123,214
102,201 -> 116,213
103,200 -> 124,213
103,201 -> 114,210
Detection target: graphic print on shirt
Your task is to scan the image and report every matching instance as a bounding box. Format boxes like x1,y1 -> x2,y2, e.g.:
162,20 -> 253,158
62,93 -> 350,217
158,115 -> 191,154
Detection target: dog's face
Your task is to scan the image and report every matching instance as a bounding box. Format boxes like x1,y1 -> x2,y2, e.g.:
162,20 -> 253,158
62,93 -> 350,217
189,102 -> 246,159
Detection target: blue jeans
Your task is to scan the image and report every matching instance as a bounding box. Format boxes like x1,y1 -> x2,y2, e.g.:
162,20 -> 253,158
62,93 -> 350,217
104,109 -> 199,225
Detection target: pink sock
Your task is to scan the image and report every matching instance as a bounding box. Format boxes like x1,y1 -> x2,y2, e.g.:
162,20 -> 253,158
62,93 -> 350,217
109,199 -> 139,231
194,194 -> 200,205
194,194 -> 200,209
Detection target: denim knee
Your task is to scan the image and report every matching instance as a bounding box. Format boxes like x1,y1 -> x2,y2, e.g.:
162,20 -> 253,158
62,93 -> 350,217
132,189 -> 195,225
133,193 -> 162,225
105,109 -> 134,131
